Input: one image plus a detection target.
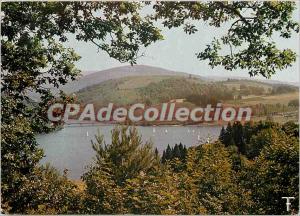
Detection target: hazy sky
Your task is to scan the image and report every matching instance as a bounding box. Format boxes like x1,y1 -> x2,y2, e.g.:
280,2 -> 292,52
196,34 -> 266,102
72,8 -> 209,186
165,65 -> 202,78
66,5 -> 299,83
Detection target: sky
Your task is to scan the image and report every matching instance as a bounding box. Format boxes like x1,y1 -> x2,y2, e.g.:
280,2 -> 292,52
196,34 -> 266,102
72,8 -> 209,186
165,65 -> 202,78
66,4 -> 299,83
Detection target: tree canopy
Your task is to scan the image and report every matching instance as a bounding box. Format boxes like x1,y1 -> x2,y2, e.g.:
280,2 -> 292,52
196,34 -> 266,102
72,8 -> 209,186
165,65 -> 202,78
1,1 -> 299,214
1,2 -> 162,212
153,1 -> 299,78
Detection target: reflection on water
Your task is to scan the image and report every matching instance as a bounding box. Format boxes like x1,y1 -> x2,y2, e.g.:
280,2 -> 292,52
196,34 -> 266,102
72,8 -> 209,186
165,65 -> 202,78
36,125 -> 222,179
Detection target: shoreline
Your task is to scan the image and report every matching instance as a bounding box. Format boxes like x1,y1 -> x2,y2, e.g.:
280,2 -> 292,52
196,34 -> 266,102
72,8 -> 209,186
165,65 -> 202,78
64,121 -> 227,127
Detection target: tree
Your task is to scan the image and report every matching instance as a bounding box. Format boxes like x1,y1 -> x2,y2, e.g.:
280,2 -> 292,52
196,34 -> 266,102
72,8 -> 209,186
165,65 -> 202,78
282,121 -> 299,138
81,163 -> 125,214
18,164 -> 81,214
178,142 -> 187,161
85,126 -> 159,185
173,144 -> 181,158
241,129 -> 299,214
222,122 -> 235,147
226,145 -> 248,172
1,2 -> 162,213
124,167 -> 182,214
161,143 -> 188,164
242,121 -> 254,146
1,112 -> 45,213
219,126 -> 226,143
246,128 -> 274,159
164,144 -> 172,162
153,1 -> 299,78
154,148 -> 159,158
232,121 -> 246,154
186,142 -> 253,214
2,2 -> 299,214
82,126 -> 161,214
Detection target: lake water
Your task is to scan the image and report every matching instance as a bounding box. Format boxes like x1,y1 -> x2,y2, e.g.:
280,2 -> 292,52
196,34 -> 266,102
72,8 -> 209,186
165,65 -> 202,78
36,125 -> 222,179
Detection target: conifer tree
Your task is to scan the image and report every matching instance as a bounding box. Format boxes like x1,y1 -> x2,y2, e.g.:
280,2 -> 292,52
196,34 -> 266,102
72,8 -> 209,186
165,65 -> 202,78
165,144 -> 172,161
161,150 -> 166,163
232,122 -> 246,154
223,122 -> 234,147
219,126 -> 226,144
173,144 -> 181,158
86,126 -> 159,185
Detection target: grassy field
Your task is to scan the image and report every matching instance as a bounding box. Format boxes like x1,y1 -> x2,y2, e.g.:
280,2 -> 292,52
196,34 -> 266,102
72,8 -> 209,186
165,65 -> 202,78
76,75 -> 177,106
117,75 -> 181,89
221,79 -> 273,92
251,114 -> 298,124
75,75 -> 299,124
227,92 -> 299,106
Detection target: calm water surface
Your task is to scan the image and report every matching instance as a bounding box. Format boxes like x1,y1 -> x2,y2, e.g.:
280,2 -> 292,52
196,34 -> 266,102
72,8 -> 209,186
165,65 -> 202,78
36,125 -> 222,179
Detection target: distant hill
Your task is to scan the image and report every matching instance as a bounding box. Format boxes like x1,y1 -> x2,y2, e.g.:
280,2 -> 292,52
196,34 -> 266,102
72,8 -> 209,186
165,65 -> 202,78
75,73 -> 298,108
62,65 -> 205,93
205,75 -> 299,87
62,65 -> 298,93
64,65 -> 298,124
28,65 -> 297,103
76,75 -> 207,106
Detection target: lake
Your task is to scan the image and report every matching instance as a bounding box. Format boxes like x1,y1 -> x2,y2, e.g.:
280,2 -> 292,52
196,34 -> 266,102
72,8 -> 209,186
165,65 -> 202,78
36,125 -> 222,179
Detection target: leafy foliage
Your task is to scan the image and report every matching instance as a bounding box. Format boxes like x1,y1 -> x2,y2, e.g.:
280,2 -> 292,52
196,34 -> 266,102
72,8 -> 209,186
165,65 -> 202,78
1,2 -> 162,213
20,165 -> 81,214
240,128 -> 299,214
2,1 -> 299,214
153,1 -> 299,78
82,126 -> 159,214
84,126 -> 159,185
219,121 -> 299,159
80,122 -> 299,214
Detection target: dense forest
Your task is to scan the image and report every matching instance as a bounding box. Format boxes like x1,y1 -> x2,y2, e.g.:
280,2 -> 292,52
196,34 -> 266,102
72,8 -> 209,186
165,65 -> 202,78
2,1 -> 299,215
2,121 -> 298,214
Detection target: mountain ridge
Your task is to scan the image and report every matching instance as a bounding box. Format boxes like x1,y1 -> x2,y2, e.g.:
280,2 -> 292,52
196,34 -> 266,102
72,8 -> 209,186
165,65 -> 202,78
62,65 -> 299,93
63,65 -> 205,93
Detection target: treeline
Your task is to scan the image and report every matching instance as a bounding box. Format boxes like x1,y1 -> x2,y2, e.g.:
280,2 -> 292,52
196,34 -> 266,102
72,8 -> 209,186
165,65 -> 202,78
3,1 -> 299,215
77,77 -> 236,107
251,103 -> 298,117
4,122 -> 298,215
219,121 -> 299,159
271,85 -> 298,95
77,77 -> 298,108
288,99 -> 299,107
239,84 -> 265,96
161,143 -> 187,163
139,77 -> 235,106
224,79 -> 297,96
